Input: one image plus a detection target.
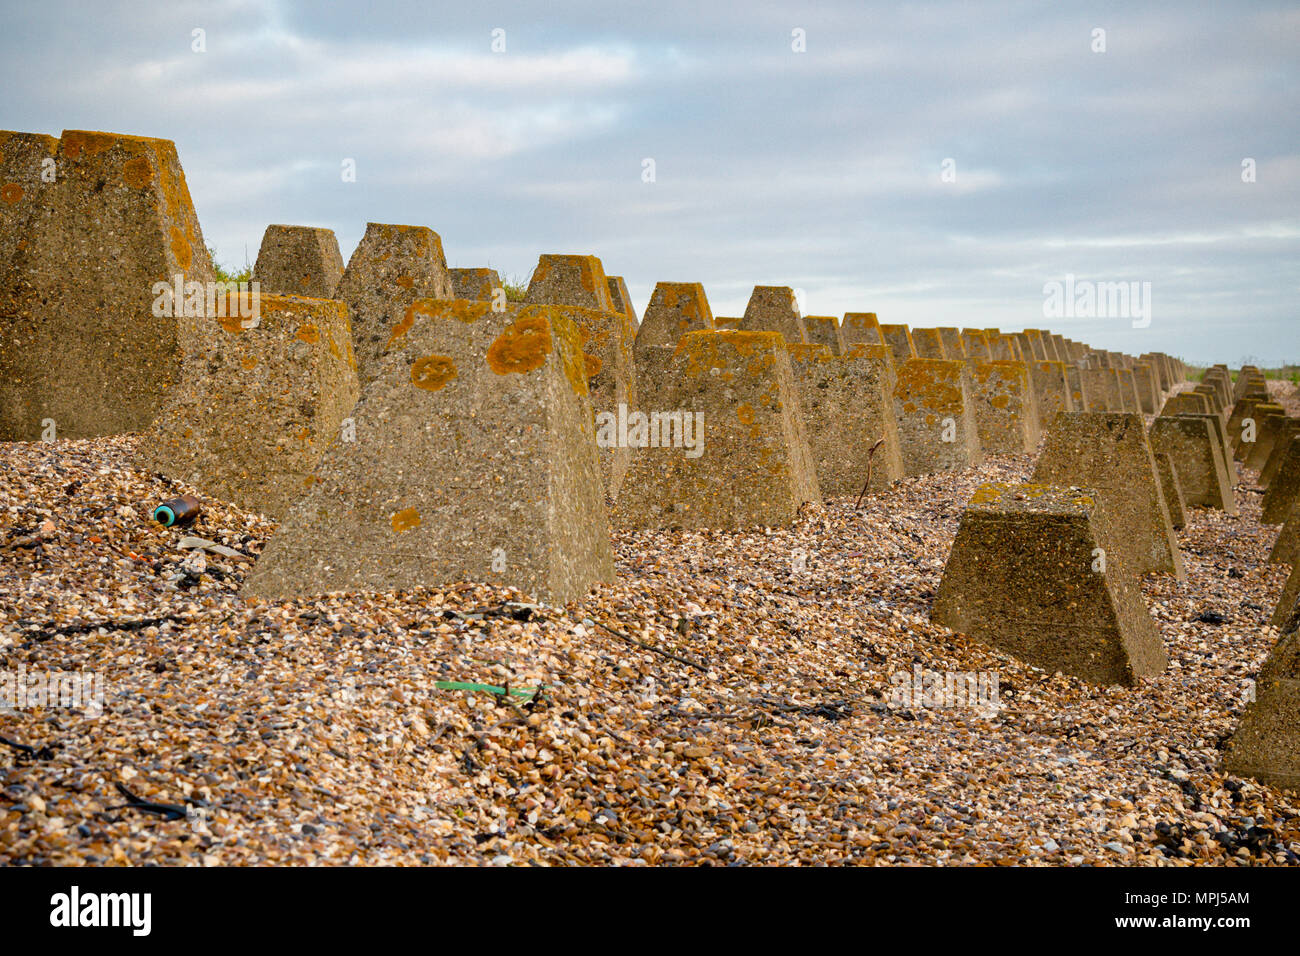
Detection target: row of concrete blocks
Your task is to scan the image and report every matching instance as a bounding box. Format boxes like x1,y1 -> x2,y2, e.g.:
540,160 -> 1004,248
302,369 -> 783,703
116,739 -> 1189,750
3,129 -> 1295,787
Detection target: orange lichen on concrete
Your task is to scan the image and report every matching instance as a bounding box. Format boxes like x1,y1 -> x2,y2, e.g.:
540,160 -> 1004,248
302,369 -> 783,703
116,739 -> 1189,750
390,507 -> 421,533
411,355 -> 458,391
387,297 -> 488,352
122,155 -> 153,188
60,130 -> 117,160
894,359 -> 964,415
487,313 -> 553,376
296,323 -> 320,344
0,183 -> 22,203
787,342 -> 834,363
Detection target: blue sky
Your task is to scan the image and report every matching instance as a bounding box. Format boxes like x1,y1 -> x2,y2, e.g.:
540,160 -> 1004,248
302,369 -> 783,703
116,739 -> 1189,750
2,0 -> 1297,364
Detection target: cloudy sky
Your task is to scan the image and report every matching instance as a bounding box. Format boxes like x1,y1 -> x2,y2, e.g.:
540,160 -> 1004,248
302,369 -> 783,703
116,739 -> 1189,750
2,0 -> 1297,364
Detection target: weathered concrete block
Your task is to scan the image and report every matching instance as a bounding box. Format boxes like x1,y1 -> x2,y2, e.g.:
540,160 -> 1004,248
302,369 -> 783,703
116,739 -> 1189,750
1204,366 -> 1233,409
1261,426 -> 1300,489
1079,368 -> 1111,412
1141,352 -> 1170,392
612,331 -> 820,530
252,225 -> 344,298
1018,330 -> 1048,361
739,286 -> 806,344
1029,360 -> 1073,429
1149,415 -> 1236,514
0,131 -> 59,278
548,302 -> 638,499
1187,411 -> 1238,484
988,334 -> 1021,361
1227,396 -> 1262,453
1117,368 -> 1142,414
1154,452 -> 1187,529
932,482 -> 1167,686
1192,384 -> 1224,419
1236,401 -> 1283,461
449,267 -> 501,301
961,329 -> 991,361
243,300 -> 613,604
1033,330 -> 1061,361
1132,362 -> 1159,414
1262,439 -> 1300,525
1268,501 -> 1299,567
713,316 -> 742,329
1065,364 -> 1088,411
841,312 -> 884,347
1234,366 -> 1260,401
937,327 -> 965,359
1032,412 -> 1184,580
1223,610 -> 1300,789
787,343 -> 904,495
911,327 -> 948,359
1049,334 -> 1070,363
136,295 -> 360,519
1236,372 -> 1269,403
336,223 -> 453,384
893,358 -> 983,475
606,275 -> 638,327
1246,411 -> 1290,471
0,130 -> 214,440
1160,391 -> 1208,418
880,324 -> 916,364
524,253 -> 617,313
970,360 -> 1040,454
634,282 -> 714,356
803,315 -> 845,355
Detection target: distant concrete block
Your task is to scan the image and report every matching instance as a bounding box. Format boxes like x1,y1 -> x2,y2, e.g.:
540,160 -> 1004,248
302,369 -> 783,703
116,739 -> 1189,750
788,342 -> 904,496
803,315 -> 846,355
634,281 -> 714,356
911,327 -> 948,359
1032,412 -> 1184,580
449,267 -> 502,301
1149,415 -> 1236,514
253,225 -> 345,298
960,329 -> 991,361
606,275 -> 639,328
1154,452 -> 1187,529
1029,360 -> 1073,429
970,360 -> 1040,454
739,286 -> 806,344
893,358 -> 983,476
841,312 -> 884,348
336,223 -> 453,384
525,253 -> 617,313
880,324 -> 916,364
612,331 -> 821,530
1133,362 -> 1159,414
937,327 -> 966,359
